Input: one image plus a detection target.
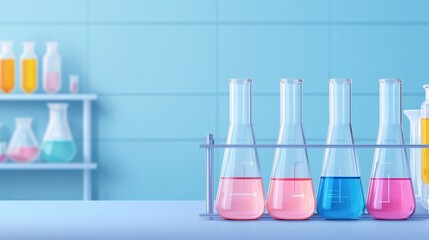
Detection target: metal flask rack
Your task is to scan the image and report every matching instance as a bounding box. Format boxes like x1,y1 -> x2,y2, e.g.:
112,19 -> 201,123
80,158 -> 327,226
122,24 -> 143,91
199,134 -> 429,220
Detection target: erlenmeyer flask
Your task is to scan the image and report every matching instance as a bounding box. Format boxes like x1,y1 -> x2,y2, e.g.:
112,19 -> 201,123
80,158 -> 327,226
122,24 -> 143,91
7,118 -> 40,163
267,79 -> 315,220
216,79 -> 265,220
41,103 -> 76,162
367,79 -> 415,220
317,79 -> 365,219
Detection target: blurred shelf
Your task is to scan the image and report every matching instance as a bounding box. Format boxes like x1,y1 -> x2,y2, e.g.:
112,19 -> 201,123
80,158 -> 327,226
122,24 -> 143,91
0,94 -> 97,101
0,163 -> 97,170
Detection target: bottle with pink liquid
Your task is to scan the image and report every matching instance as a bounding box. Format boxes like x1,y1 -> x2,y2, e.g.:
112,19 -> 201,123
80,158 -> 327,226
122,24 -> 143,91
216,79 -> 265,220
6,118 -> 40,163
43,42 -> 61,94
267,79 -> 315,220
367,79 -> 416,220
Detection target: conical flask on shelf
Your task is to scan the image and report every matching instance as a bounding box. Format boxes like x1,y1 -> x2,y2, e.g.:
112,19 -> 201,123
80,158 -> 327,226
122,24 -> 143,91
41,103 -> 76,162
215,79 -> 265,220
7,118 -> 40,163
267,79 -> 315,220
367,79 -> 415,220
317,79 -> 365,219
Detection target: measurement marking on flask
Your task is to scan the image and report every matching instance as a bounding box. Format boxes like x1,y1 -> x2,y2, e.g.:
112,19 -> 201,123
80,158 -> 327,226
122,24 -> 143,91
292,162 -> 305,198
327,178 -> 348,203
230,192 -> 257,197
378,175 -> 391,204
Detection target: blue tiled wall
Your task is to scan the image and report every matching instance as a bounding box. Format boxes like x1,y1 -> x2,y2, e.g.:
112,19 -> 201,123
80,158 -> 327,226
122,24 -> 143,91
0,0 -> 428,200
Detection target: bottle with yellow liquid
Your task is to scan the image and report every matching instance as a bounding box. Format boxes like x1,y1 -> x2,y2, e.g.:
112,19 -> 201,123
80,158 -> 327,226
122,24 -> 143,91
20,42 -> 37,93
421,84 -> 429,184
0,41 -> 15,93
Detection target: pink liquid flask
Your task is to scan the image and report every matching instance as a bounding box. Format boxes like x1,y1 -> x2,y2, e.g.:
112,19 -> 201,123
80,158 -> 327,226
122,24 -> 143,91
216,79 -> 265,220
367,178 -> 415,219
216,177 -> 265,220
267,79 -> 315,220
367,79 -> 416,220
267,178 -> 315,219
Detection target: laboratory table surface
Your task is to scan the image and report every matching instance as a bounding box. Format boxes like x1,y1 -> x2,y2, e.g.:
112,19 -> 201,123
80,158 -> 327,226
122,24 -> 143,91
0,200 -> 428,240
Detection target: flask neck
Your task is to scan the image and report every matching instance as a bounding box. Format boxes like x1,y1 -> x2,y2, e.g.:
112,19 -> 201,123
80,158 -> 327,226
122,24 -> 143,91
230,79 -> 252,124
48,104 -> 68,124
425,86 -> 429,101
46,42 -> 58,54
23,42 -> 35,55
0,42 -> 13,56
380,79 -> 402,124
280,79 -> 302,125
329,79 -> 351,125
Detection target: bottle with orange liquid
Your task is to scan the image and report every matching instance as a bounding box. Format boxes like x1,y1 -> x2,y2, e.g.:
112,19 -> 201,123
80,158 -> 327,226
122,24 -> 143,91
421,84 -> 429,184
20,42 -> 37,93
0,41 -> 15,93
267,79 -> 315,220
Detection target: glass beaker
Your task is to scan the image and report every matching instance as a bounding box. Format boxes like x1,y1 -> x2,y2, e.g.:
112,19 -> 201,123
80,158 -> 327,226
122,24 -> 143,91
317,79 -> 365,219
6,118 -> 40,163
367,79 -> 415,220
43,42 -> 61,94
267,79 -> 315,220
41,103 -> 76,162
216,79 -> 265,220
0,41 -> 15,94
21,42 -> 38,94
404,110 -> 423,199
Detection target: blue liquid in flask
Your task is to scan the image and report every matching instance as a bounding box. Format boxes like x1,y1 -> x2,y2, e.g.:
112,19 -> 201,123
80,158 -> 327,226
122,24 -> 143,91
41,140 -> 76,162
317,176 -> 365,219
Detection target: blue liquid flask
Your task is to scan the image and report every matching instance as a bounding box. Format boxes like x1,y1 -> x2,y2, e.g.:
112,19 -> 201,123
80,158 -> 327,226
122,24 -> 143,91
41,103 -> 76,162
317,79 -> 365,219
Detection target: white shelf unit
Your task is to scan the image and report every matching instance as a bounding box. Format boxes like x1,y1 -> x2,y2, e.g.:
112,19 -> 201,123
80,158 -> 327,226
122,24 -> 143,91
0,94 -> 97,200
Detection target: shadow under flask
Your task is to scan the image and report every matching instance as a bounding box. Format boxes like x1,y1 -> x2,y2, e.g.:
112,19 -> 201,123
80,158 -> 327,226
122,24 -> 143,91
41,103 -> 76,163
267,79 -> 315,220
367,79 -> 415,220
216,79 -> 265,220
317,79 -> 365,219
7,118 -> 40,163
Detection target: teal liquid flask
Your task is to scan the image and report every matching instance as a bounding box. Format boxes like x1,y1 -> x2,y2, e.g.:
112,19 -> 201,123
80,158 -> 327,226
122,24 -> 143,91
316,79 -> 365,219
41,103 -> 76,162
367,79 -> 415,220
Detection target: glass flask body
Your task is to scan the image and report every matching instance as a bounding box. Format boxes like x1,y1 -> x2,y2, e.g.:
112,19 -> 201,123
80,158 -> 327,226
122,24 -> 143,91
43,42 -> 61,94
21,42 -> 38,93
7,118 -> 40,163
216,79 -> 265,220
0,41 -> 15,94
267,79 -> 315,220
317,79 -> 365,220
41,103 -> 76,162
367,79 -> 415,220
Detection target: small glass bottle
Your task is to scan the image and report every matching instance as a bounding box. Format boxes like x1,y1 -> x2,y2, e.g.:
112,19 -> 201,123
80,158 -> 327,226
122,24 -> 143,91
69,75 -> 79,94
0,41 -> 15,94
317,79 -> 365,220
216,79 -> 265,220
6,118 -> 40,163
41,103 -> 76,162
367,79 -> 415,220
21,42 -> 38,94
43,42 -> 61,94
267,79 -> 315,220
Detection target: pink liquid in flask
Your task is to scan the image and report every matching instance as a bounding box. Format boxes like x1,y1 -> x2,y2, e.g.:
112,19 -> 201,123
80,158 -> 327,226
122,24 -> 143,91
8,146 -> 39,163
0,154 -> 7,162
44,72 -> 60,93
367,178 -> 415,219
216,177 -> 265,220
267,178 -> 315,220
